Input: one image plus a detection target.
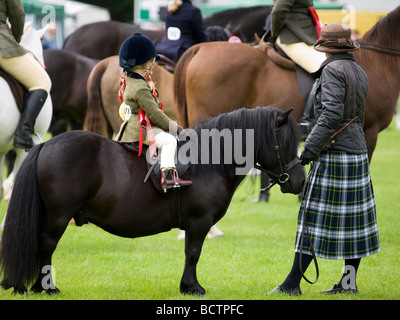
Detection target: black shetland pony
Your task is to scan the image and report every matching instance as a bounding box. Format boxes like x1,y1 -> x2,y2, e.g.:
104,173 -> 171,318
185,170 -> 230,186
0,107 -> 304,295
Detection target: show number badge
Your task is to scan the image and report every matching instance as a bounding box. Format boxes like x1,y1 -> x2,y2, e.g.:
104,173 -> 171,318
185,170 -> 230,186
119,102 -> 132,121
167,27 -> 181,41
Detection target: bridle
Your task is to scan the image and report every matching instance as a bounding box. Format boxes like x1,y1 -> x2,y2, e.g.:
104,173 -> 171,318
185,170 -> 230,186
254,126 -> 300,193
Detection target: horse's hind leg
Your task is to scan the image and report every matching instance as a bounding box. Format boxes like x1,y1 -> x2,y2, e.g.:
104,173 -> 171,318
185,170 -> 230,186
180,224 -> 209,295
30,214 -> 71,295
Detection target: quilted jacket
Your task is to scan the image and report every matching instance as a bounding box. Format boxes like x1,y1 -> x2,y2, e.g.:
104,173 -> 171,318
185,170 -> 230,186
304,53 -> 369,156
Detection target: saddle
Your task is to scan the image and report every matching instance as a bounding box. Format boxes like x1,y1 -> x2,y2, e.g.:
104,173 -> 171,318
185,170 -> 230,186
0,68 -> 26,112
263,41 -> 315,101
121,141 -> 190,195
156,54 -> 176,73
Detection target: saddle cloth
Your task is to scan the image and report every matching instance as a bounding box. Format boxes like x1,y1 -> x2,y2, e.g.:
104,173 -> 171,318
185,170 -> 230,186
0,68 -> 26,112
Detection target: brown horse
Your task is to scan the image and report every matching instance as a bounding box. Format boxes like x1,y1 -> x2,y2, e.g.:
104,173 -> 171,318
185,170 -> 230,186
84,57 -> 176,138
174,6 -> 400,161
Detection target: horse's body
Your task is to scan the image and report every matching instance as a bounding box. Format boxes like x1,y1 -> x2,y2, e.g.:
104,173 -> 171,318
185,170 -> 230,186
84,57 -> 176,138
175,42 -> 303,127
0,24 -> 52,200
63,21 -> 166,59
175,7 -> 400,160
44,49 -> 98,135
0,107 -> 305,295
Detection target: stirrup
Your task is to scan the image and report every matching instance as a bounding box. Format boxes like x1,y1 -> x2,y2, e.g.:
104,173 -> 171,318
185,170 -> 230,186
172,169 -> 180,189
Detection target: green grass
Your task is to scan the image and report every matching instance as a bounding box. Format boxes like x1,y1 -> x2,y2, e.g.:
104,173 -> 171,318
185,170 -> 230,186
0,121 -> 399,301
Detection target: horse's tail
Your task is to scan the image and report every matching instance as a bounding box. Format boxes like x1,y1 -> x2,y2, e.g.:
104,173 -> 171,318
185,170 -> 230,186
84,58 -> 110,137
0,143 -> 45,292
174,45 -> 200,128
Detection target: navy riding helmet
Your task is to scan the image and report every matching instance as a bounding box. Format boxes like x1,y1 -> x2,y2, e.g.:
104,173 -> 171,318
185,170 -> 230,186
119,33 -> 160,72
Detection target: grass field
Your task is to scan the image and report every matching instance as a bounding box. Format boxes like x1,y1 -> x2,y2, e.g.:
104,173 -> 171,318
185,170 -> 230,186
0,120 -> 399,302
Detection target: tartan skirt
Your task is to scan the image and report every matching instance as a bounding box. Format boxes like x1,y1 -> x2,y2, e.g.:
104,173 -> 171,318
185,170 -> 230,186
294,150 -> 380,259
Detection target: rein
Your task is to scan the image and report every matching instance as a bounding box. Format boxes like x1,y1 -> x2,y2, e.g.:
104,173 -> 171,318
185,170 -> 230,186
358,41 -> 400,56
298,166 -> 319,285
23,47 -> 46,69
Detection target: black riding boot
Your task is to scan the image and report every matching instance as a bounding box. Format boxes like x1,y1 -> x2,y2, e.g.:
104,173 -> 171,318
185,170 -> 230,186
14,89 -> 48,151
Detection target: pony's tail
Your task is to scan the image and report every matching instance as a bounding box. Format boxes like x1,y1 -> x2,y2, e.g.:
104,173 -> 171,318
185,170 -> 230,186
173,45 -> 200,128
84,57 -> 111,137
0,143 -> 45,293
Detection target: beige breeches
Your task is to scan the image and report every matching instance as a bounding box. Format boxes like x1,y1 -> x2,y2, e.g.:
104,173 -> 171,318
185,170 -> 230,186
154,131 -> 177,169
277,36 -> 326,73
0,53 -> 51,92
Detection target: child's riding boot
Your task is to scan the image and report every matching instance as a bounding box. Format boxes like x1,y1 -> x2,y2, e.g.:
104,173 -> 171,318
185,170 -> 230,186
161,168 -> 192,192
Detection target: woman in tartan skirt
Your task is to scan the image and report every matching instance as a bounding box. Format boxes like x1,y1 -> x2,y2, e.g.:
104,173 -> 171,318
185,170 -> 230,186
269,23 -> 380,295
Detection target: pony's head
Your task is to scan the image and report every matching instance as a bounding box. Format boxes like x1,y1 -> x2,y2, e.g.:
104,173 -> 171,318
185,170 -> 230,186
20,22 -> 48,66
255,107 -> 305,194
192,106 -> 305,195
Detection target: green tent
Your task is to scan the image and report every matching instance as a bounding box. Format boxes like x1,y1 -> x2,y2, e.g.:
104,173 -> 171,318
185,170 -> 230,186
21,0 -> 65,45
21,0 -> 65,19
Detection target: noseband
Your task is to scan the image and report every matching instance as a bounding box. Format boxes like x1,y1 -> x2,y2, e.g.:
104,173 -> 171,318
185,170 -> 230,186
254,127 -> 300,193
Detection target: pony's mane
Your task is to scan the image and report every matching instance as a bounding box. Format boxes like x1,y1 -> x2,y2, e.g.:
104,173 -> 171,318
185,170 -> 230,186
190,107 -> 299,174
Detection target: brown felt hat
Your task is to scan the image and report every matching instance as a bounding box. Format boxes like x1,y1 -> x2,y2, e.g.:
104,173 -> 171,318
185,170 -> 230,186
314,23 -> 360,53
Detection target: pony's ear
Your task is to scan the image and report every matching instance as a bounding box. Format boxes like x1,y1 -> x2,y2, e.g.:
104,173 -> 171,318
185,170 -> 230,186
38,24 -> 50,39
275,107 -> 294,128
24,21 -> 32,33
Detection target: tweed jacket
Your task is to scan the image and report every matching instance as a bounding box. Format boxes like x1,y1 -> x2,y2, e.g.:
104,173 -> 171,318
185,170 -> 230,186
0,0 -> 26,58
271,0 -> 318,45
155,0 -> 208,62
304,53 -> 368,156
117,73 -> 178,143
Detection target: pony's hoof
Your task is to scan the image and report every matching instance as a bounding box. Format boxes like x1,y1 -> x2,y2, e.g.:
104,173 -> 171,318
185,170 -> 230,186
12,286 -> 28,295
30,282 -> 61,295
45,287 -> 61,295
180,284 -> 206,296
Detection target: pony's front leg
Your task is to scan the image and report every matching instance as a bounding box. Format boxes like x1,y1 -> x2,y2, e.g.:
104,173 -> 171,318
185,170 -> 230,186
180,226 -> 209,295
